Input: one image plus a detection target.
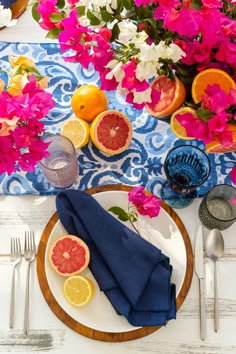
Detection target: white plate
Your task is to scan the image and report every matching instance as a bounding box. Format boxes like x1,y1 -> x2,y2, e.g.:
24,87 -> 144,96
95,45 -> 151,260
44,190 -> 187,333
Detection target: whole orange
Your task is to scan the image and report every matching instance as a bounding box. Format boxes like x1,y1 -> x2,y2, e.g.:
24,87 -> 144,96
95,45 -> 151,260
71,84 -> 108,122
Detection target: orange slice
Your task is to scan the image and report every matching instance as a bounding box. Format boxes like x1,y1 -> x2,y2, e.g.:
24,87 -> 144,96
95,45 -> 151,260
90,110 -> 133,155
145,75 -> 186,118
191,68 -> 236,104
170,107 -> 197,140
64,275 -> 94,307
61,117 -> 90,149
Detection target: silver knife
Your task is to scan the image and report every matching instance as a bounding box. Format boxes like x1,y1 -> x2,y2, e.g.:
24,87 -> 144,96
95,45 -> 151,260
195,224 -> 207,340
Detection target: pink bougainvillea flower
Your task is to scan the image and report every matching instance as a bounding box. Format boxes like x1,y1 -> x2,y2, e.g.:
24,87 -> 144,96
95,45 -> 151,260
37,0 -> 61,31
230,166 -> 236,185
207,112 -> 230,133
136,195 -> 161,218
128,186 -> 161,218
128,186 -> 147,206
202,84 -> 229,113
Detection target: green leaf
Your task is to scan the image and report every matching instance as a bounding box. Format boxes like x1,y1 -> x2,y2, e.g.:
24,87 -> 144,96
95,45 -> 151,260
196,108 -> 213,121
56,0 -> 65,10
123,0 -> 132,10
49,13 -> 63,22
100,8 -> 113,22
108,206 -> 130,222
31,3 -> 40,22
46,28 -> 61,39
111,22 -> 120,42
77,5 -> 85,17
24,66 -> 41,75
87,9 -> 101,25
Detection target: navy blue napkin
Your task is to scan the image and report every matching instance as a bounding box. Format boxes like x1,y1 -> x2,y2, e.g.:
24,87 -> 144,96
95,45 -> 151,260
56,189 -> 176,327
0,0 -> 17,8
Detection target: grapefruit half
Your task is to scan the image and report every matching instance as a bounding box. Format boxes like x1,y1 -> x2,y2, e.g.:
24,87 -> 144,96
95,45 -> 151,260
49,235 -> 90,276
90,110 -> 133,155
145,75 -> 186,118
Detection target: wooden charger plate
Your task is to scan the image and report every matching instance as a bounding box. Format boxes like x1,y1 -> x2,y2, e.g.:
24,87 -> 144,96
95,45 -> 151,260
37,184 -> 193,342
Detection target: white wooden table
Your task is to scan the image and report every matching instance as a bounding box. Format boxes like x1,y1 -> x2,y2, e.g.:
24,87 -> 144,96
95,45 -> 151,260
0,9 -> 236,354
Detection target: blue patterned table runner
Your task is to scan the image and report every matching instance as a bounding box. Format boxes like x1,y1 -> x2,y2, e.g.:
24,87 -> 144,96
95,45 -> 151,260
0,42 -> 235,196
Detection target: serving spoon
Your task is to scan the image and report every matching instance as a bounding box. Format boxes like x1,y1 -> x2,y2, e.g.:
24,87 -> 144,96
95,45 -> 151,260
205,228 -> 224,332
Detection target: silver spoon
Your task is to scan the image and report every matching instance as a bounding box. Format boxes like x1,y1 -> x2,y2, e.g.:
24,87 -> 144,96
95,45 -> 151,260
205,228 -> 224,332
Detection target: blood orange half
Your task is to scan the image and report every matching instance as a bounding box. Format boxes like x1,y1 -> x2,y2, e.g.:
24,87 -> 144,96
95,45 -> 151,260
145,75 -> 186,118
206,124 -> 236,154
49,235 -> 90,276
90,110 -> 133,155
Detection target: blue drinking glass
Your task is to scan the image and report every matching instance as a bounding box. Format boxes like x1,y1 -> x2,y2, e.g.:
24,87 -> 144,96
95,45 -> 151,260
160,145 -> 211,208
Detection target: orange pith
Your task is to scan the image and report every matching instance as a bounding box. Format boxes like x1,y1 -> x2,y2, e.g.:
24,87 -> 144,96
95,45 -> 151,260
191,68 -> 236,104
145,75 -> 186,118
90,110 -> 133,155
71,84 -> 108,122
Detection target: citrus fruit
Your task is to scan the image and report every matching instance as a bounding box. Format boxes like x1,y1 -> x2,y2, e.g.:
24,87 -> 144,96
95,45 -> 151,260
191,68 -> 236,104
49,235 -> 90,276
145,75 -> 186,118
64,275 -> 94,307
71,84 -> 108,122
90,110 -> 133,155
61,116 -> 90,149
170,107 -> 197,140
206,124 -> 236,154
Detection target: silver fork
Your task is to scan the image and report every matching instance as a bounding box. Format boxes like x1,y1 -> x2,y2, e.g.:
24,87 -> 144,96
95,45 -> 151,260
9,237 -> 22,329
23,231 -> 36,335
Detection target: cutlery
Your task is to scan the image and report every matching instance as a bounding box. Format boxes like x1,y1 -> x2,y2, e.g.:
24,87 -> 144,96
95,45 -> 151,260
9,237 -> 22,329
23,231 -> 36,335
195,224 -> 206,340
205,229 -> 224,332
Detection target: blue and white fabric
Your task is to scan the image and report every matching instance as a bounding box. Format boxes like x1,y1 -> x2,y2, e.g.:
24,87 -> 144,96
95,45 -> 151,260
0,42 -> 235,196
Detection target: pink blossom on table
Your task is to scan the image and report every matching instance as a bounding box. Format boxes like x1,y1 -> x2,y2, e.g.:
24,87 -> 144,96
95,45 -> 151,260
125,91 -> 146,110
100,69 -> 119,91
176,112 -> 211,142
207,112 -> 230,133
128,186 -> 146,206
121,58 -> 149,92
145,88 -> 161,110
91,33 -> 114,73
37,0 -> 61,31
58,11 -> 93,68
202,84 -> 229,113
215,40 -> 236,64
175,39 -> 211,66
128,186 -> 161,218
230,166 -> 236,184
136,195 -> 161,218
215,129 -> 235,147
201,0 -> 223,8
134,0 -> 156,7
164,8 -> 202,39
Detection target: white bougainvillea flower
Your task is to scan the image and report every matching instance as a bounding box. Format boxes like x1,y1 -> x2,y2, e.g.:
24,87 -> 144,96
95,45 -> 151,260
132,87 -> 152,104
0,6 -> 17,27
105,59 -> 124,82
156,41 -> 186,63
136,61 -> 159,81
118,21 -> 138,44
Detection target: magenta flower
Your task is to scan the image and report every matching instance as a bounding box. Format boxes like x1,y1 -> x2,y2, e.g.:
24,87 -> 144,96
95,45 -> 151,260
128,186 -> 161,218
136,195 -> 161,218
128,186 -> 146,206
230,166 -> 236,184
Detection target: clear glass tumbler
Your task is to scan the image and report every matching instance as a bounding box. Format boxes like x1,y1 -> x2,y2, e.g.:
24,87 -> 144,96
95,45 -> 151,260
39,135 -> 79,188
198,184 -> 236,230
161,145 -> 211,208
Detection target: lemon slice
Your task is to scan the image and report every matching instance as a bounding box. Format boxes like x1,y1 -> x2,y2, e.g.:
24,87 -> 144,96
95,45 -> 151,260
64,275 -> 94,307
61,117 -> 90,149
170,107 -> 196,140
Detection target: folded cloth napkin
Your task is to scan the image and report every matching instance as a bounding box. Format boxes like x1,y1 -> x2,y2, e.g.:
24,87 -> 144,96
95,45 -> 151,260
56,189 -> 176,327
